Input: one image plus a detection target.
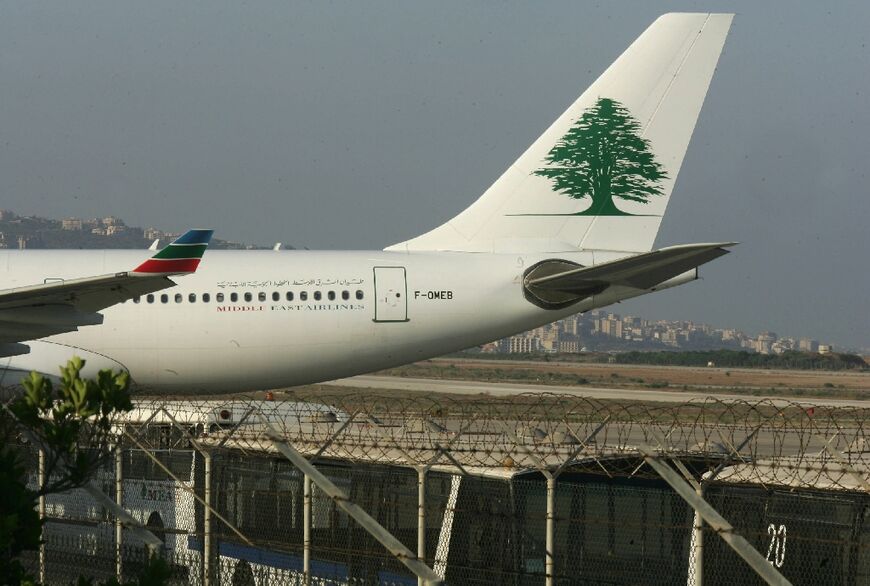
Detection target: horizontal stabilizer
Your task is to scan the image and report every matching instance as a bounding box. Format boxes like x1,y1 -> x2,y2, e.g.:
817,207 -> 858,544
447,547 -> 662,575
524,242 -> 734,308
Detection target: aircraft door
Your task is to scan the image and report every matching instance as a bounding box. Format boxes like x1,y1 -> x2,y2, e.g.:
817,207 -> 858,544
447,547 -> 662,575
373,266 -> 408,322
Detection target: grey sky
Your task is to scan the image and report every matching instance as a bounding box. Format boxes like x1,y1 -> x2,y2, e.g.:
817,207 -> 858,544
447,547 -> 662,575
1,1 -> 868,349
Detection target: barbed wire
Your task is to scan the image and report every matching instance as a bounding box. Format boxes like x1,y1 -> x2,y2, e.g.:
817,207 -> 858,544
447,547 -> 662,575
7,387 -> 868,585
117,391 -> 869,491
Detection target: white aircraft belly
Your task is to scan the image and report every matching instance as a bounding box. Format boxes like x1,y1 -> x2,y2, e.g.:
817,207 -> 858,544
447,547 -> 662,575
20,250 -> 559,392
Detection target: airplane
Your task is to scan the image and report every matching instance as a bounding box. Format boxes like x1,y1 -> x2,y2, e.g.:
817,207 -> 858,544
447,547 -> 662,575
1,13 -> 735,392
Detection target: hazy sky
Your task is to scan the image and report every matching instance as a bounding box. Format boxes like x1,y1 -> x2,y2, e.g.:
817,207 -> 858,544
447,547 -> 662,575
1,1 -> 868,349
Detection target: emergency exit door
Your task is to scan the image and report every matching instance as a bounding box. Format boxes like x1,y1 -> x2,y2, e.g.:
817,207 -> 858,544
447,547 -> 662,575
373,266 -> 408,322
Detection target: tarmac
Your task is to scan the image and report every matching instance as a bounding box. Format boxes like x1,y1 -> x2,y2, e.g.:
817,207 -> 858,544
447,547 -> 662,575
328,374 -> 870,408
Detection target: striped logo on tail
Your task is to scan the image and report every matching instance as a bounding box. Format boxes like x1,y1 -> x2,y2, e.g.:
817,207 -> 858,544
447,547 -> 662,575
133,229 -> 214,275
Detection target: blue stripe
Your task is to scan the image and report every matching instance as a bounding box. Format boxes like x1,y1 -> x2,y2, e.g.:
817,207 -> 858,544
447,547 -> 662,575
187,536 -> 348,579
172,229 -> 214,245
379,571 -> 417,585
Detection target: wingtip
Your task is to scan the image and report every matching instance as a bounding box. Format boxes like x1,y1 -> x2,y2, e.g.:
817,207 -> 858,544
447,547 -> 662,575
132,258 -> 202,276
131,228 -> 214,275
172,229 -> 215,245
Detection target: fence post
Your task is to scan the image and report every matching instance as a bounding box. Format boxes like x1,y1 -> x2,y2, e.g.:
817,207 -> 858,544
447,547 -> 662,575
418,467 -> 427,586
304,473 -> 312,586
115,447 -> 123,582
546,475 -> 556,586
692,484 -> 704,586
261,422 -> 443,585
203,450 -> 212,586
38,448 -> 46,585
639,449 -> 791,586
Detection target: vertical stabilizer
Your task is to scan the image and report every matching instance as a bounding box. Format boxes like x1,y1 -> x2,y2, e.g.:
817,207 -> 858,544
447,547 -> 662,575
387,13 -> 733,253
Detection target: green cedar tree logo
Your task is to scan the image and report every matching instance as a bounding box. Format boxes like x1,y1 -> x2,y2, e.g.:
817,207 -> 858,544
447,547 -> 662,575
533,97 -> 667,216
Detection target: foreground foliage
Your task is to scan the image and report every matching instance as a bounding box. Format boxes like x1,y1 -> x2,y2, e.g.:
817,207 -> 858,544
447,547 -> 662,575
0,358 -> 146,584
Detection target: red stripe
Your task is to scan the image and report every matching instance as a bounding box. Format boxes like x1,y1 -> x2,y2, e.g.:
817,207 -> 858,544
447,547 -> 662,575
133,258 -> 201,274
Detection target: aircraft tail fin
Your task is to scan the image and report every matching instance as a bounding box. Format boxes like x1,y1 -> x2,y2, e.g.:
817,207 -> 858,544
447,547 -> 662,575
387,13 -> 733,254
133,229 -> 214,275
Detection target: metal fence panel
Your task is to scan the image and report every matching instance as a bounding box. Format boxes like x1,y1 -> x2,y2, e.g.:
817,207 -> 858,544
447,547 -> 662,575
6,391 -> 868,585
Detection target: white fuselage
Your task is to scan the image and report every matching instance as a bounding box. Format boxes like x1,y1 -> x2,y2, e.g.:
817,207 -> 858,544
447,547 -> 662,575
1,249 -> 648,392
0,14 -> 732,394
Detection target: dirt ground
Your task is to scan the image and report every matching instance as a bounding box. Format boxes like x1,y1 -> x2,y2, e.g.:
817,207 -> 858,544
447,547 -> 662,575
404,357 -> 870,392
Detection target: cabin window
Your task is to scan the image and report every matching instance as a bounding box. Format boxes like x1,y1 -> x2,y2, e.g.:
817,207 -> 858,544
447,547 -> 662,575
175,293 -> 183,303
327,291 -> 336,301
286,291 -> 294,301
356,290 -> 364,300
341,290 -> 349,301
230,293 -> 239,303
188,293 -> 197,303
272,292 -> 279,302
313,291 -> 322,301
161,294 -> 169,304
300,291 -> 308,301
244,292 -> 252,302
133,296 -> 140,304
216,293 -> 224,303
203,293 -> 211,303
147,294 -> 155,304
259,292 -> 267,302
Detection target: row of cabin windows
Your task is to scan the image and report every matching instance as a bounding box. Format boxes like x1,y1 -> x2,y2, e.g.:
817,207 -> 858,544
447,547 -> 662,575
132,290 -> 365,305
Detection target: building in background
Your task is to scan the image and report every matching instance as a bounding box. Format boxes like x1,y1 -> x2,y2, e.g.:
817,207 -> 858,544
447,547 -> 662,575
62,218 -> 83,230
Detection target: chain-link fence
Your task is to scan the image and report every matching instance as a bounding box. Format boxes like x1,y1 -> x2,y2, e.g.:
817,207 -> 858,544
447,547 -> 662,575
11,390 -> 870,585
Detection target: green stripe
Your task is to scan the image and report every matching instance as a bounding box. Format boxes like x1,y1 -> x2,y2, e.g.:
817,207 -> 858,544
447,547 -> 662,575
152,243 -> 208,260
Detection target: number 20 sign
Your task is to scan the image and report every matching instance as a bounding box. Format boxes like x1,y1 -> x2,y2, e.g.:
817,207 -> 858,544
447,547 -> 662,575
766,524 -> 787,568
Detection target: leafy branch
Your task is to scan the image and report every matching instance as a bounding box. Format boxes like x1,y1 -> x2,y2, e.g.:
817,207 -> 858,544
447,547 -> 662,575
1,358 -> 135,584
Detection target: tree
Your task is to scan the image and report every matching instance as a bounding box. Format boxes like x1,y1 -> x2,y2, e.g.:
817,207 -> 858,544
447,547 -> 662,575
0,358 -> 169,585
533,97 -> 667,215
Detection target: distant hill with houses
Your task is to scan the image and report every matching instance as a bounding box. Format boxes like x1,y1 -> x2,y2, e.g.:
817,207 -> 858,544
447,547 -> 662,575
0,209 -> 284,250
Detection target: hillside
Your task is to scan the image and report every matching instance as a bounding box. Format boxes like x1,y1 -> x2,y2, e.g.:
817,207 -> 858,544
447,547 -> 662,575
0,209 -> 282,250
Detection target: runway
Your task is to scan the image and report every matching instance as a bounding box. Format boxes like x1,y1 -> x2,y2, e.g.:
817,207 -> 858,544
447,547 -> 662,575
328,375 -> 870,408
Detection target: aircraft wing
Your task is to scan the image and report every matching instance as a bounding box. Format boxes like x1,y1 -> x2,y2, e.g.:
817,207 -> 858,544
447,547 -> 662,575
524,243 -> 734,306
0,229 -> 213,357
